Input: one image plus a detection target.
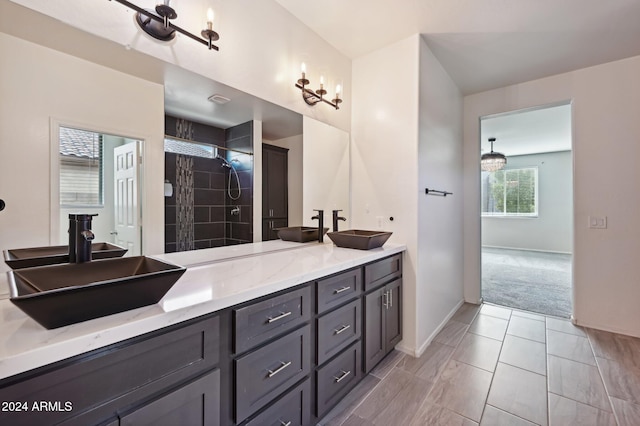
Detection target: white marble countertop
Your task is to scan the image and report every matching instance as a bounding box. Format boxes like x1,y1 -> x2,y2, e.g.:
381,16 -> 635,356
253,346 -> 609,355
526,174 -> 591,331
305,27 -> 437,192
0,241 -> 405,380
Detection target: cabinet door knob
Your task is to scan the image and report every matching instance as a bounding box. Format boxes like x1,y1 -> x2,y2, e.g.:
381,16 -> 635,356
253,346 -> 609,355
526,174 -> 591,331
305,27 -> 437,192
334,370 -> 351,383
334,324 -> 351,335
266,311 -> 292,323
267,361 -> 292,378
382,290 -> 389,309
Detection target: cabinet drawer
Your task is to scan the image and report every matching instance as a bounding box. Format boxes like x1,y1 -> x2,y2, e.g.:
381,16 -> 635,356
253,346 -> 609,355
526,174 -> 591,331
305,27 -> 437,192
316,341 -> 361,418
234,286 -> 311,354
120,369 -> 220,426
316,268 -> 361,314
245,378 -> 310,426
0,315 -> 219,426
317,299 -> 361,366
364,254 -> 402,291
235,325 -> 311,423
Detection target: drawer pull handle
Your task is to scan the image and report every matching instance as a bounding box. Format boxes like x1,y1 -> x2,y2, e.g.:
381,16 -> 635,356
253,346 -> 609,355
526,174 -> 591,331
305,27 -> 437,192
267,311 -> 292,323
334,370 -> 351,383
334,286 -> 351,294
267,361 -> 292,378
334,324 -> 351,335
280,421 -> 292,426
383,290 -> 389,309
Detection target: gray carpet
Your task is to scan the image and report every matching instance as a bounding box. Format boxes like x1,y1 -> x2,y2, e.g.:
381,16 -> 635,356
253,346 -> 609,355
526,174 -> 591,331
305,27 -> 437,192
482,247 -> 572,318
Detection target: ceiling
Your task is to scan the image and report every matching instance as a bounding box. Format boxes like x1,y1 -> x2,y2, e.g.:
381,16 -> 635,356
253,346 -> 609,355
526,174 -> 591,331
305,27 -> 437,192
275,0 -> 640,95
480,103 -> 572,157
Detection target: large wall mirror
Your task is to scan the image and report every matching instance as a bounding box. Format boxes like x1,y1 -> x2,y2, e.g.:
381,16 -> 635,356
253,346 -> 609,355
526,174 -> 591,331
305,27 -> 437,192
162,66 -> 351,253
1,3 -> 351,261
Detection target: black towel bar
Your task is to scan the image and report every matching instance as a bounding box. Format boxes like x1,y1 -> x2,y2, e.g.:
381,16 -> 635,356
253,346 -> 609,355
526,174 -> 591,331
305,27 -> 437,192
425,188 -> 452,197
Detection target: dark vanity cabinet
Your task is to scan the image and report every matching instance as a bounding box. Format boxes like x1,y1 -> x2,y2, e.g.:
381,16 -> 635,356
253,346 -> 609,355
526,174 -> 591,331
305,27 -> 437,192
0,253 -> 403,426
0,316 -> 221,426
232,287 -> 312,424
363,254 -> 403,373
262,144 -> 289,241
314,268 -> 363,418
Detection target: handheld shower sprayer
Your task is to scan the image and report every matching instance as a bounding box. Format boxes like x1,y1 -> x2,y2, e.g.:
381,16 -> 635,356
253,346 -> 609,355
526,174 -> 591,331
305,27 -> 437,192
217,155 -> 241,200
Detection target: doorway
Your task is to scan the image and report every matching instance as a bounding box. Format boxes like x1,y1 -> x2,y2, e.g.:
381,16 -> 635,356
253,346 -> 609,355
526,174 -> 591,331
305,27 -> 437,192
480,103 -> 573,317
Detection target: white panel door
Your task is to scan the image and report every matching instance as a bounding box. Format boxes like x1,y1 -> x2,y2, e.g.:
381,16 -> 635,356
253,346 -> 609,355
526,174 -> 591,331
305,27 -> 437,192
114,141 -> 141,256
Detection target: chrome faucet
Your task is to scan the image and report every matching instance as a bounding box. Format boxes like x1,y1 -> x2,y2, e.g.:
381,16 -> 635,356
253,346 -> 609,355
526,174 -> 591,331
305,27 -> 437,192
311,209 -> 324,243
332,209 -> 346,232
69,214 -> 97,263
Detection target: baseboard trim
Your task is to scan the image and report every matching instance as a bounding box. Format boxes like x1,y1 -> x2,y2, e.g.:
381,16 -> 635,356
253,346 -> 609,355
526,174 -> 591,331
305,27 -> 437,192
482,245 -> 572,255
571,317 -> 640,339
411,299 -> 465,358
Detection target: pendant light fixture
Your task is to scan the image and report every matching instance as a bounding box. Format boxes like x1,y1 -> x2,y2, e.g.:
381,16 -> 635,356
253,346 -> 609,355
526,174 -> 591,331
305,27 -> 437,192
481,137 -> 507,172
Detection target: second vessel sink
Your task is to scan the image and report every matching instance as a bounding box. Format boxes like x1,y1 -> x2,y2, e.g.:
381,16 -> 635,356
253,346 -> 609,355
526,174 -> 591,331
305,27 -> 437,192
8,256 -> 185,329
276,226 -> 329,243
3,242 -> 127,269
326,230 -> 393,250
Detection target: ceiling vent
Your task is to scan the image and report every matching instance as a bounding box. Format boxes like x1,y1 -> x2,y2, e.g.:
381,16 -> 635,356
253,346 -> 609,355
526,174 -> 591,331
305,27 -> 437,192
208,94 -> 231,104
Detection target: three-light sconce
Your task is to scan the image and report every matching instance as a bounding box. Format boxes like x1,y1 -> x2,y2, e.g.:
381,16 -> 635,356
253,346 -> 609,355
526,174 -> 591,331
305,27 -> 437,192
295,63 -> 343,110
110,0 -> 220,51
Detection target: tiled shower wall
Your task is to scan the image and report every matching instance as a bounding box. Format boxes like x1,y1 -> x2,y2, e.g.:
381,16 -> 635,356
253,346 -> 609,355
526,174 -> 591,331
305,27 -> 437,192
164,117 -> 254,253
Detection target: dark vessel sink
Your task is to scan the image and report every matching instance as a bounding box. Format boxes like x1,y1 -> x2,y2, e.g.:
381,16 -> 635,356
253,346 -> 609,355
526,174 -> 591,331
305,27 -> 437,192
8,256 -> 185,329
326,230 -> 393,250
3,242 -> 128,269
276,226 -> 329,243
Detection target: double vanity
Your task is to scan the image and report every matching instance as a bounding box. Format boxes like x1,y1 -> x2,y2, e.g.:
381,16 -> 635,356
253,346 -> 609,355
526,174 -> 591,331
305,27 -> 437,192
0,238 -> 405,425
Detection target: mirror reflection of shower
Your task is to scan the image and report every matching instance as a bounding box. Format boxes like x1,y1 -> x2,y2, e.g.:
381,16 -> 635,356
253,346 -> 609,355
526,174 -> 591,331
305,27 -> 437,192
163,117 -> 255,253
217,155 -> 241,200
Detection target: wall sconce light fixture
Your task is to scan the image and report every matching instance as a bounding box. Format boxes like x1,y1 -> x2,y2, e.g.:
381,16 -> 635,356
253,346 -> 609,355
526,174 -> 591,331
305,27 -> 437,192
110,0 -> 220,51
295,63 -> 343,110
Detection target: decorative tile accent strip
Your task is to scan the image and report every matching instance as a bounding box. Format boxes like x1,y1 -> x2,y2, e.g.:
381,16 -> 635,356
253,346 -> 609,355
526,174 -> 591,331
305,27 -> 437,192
176,154 -> 194,251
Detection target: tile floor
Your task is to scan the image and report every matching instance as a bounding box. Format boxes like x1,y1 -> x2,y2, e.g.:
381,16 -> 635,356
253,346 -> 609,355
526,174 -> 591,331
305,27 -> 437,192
318,303 -> 640,426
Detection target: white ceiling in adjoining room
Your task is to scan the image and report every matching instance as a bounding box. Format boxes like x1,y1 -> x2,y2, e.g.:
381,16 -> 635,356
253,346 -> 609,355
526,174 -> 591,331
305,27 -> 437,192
480,104 -> 572,157
274,0 -> 640,94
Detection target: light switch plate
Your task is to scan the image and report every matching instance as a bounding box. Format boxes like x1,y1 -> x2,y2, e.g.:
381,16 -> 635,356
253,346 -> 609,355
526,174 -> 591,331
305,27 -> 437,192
588,216 -> 607,229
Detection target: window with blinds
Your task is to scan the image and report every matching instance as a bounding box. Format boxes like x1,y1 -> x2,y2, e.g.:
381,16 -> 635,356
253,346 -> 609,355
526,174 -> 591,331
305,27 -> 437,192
59,127 -> 103,207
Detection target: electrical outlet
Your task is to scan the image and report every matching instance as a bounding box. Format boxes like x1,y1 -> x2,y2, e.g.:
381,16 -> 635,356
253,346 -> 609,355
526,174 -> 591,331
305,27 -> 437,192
588,216 -> 607,229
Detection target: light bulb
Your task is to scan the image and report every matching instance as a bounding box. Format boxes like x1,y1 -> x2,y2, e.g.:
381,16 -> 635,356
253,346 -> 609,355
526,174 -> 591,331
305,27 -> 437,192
206,8 -> 214,30
301,62 -> 306,74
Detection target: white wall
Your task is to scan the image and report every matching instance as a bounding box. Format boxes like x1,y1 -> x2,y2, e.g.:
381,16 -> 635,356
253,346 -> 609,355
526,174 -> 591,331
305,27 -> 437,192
0,33 -> 165,274
9,0 -> 352,134
416,37 -> 465,353
482,151 -> 573,253
351,35 -> 464,355
464,55 -> 640,337
266,134 -> 304,226
302,117 -> 350,227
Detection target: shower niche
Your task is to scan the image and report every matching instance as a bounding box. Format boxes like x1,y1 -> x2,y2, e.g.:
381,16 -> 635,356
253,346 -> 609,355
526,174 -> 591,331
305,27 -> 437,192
164,116 -> 254,253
